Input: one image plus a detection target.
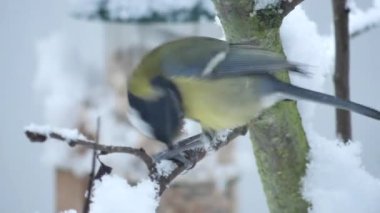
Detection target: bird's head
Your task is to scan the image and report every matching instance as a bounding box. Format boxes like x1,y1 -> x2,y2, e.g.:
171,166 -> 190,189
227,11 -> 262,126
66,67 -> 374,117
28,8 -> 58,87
127,70 -> 184,148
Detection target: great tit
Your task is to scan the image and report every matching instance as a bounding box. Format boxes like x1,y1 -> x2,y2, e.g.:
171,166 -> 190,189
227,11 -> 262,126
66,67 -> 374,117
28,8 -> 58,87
127,36 -> 380,148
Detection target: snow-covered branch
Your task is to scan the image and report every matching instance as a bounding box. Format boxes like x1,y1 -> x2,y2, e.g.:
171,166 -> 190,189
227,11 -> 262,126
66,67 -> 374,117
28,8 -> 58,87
349,1 -> 380,38
24,124 -> 156,174
24,124 -> 245,196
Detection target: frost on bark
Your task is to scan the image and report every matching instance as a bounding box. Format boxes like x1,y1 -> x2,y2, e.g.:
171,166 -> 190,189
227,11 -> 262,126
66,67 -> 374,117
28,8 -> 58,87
212,0 -> 310,212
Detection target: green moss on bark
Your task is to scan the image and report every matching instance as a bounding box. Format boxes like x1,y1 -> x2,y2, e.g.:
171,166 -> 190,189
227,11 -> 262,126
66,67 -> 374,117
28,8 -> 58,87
212,0 -> 310,212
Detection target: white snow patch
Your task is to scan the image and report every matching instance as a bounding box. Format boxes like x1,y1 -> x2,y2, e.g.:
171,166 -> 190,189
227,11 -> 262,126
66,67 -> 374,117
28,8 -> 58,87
303,129 -> 380,213
61,210 -> 77,213
255,0 -> 280,10
281,5 -> 334,120
175,119 -> 202,142
25,123 -> 52,135
156,160 -> 176,177
90,175 -> 159,213
214,129 -> 232,143
106,0 -> 152,20
349,1 -> 380,37
214,16 -> 226,40
281,6 -> 380,213
151,0 -> 199,15
25,123 -> 88,141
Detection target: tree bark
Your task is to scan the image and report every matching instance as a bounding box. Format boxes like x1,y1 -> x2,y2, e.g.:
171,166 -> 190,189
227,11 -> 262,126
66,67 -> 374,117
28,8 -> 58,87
332,0 -> 351,142
212,1 -> 310,212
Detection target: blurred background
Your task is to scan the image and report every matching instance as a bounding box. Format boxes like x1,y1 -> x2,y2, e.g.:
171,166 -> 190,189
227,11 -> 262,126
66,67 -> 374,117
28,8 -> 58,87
1,0 -> 379,212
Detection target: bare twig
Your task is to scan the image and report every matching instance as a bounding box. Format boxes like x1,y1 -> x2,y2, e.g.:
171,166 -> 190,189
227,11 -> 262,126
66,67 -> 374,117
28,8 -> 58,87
24,125 -> 245,196
83,117 -> 101,213
25,129 -> 156,173
349,4 -> 380,38
350,22 -> 380,38
332,0 -> 352,142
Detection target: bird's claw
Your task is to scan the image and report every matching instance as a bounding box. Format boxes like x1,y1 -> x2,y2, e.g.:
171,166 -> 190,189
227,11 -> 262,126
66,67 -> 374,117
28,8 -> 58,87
154,150 -> 195,170
154,133 -> 212,170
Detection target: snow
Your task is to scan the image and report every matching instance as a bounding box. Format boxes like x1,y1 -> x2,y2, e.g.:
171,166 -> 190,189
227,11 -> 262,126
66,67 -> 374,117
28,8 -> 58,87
201,129 -> 233,151
281,6 -> 380,213
61,210 -> 77,213
151,0 -> 200,15
255,0 -> 280,10
25,123 -> 52,136
156,160 -> 176,177
106,0 -> 152,20
30,1 -> 380,212
25,123 -> 88,141
90,175 -> 159,213
71,0 -> 216,21
303,130 -> 380,213
349,0 -> 380,37
280,5 -> 334,120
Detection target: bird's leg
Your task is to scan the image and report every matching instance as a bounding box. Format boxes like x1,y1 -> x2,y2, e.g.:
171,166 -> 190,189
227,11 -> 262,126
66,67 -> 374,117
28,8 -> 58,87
167,153 -> 195,170
154,134 -> 202,168
154,131 -> 216,169
154,127 -> 246,169
202,129 -> 217,149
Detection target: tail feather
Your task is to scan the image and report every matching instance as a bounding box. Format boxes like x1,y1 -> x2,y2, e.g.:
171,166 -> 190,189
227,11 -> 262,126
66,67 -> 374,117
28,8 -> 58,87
273,79 -> 380,120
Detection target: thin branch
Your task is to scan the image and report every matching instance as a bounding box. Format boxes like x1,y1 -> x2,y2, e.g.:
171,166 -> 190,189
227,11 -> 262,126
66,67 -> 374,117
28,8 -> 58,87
350,11 -> 380,39
24,125 -> 246,196
332,0 -> 352,142
350,22 -> 380,38
83,117 -> 101,213
349,5 -> 380,38
24,129 -> 156,173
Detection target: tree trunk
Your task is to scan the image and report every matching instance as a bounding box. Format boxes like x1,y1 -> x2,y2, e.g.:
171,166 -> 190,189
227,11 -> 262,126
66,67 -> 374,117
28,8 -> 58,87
212,1 -> 310,212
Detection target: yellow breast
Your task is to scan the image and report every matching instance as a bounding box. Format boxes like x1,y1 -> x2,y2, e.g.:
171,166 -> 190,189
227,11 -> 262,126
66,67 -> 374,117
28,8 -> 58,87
173,77 -> 263,130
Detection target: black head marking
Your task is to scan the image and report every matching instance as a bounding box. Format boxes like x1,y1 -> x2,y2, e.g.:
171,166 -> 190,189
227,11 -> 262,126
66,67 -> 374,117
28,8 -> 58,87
128,76 -> 184,148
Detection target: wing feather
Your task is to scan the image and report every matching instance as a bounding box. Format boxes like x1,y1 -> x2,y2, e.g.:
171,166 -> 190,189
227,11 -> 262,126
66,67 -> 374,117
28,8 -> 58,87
157,37 -> 305,79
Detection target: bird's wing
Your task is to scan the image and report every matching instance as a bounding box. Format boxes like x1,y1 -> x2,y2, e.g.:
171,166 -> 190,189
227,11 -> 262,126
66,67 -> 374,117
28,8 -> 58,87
211,44 -> 306,78
159,37 -> 305,79
160,37 -> 227,77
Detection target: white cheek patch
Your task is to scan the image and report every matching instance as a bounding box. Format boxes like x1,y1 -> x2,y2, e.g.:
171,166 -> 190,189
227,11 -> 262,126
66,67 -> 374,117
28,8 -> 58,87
127,107 -> 154,139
